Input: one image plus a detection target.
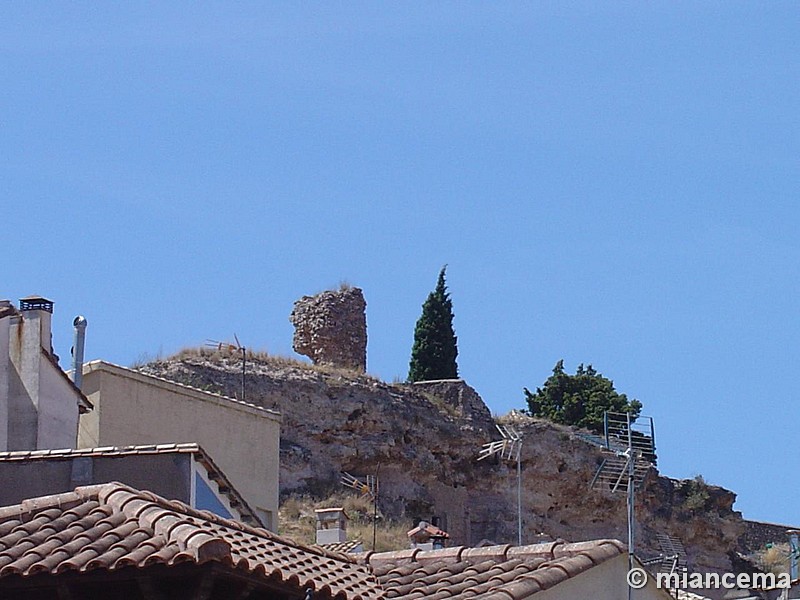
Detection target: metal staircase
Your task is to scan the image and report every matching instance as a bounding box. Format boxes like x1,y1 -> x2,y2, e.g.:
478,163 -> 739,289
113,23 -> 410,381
591,452 -> 652,492
656,533 -> 688,572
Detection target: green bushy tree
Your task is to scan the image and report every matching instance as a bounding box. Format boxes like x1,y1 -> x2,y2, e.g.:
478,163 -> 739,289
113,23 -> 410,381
408,266 -> 458,382
524,360 -> 642,433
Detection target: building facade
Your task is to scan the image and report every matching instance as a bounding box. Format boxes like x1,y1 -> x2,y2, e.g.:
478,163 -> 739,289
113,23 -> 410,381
0,296 -> 91,452
78,360 -> 281,530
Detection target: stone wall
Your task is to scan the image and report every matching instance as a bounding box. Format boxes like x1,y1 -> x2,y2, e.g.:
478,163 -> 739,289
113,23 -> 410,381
289,286 -> 367,372
738,519 -> 799,554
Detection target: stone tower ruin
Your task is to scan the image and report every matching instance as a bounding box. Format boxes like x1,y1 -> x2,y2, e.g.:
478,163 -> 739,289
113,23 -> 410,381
289,286 -> 367,372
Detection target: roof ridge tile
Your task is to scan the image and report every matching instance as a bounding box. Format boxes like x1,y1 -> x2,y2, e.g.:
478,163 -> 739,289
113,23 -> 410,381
0,492 -> 84,522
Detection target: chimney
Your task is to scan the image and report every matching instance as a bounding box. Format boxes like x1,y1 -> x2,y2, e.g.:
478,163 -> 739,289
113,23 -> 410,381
314,508 -> 349,545
19,296 -> 54,354
71,316 -> 87,390
408,520 -> 450,550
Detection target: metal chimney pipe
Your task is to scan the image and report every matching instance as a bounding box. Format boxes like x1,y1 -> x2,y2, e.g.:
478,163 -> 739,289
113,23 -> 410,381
788,530 -> 799,582
71,316 -> 87,390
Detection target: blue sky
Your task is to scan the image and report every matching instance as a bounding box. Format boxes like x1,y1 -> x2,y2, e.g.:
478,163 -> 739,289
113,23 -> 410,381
3,3 -> 798,526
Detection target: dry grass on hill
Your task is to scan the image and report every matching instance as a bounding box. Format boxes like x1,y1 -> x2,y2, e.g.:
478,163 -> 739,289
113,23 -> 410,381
153,346 -> 386,383
755,543 -> 791,576
278,493 -> 411,552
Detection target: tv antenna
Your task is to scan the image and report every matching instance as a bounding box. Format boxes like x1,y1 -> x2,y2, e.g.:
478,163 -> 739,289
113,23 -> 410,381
205,334 -> 246,401
341,469 -> 380,551
478,424 -> 523,546
590,411 -> 655,599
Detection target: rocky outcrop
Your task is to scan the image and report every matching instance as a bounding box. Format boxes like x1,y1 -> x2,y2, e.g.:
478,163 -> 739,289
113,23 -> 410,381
290,287 -> 367,372
411,379 -> 493,427
140,352 -> 751,581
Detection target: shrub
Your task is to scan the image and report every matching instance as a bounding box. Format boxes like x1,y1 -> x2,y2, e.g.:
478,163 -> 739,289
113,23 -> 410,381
524,361 -> 642,433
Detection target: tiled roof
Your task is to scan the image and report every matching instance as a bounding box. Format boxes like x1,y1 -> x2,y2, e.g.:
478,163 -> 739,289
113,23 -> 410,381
0,482 -> 627,600
316,507 -> 349,518
360,539 -> 626,600
0,302 -> 18,319
0,442 -> 262,526
320,539 -> 365,554
0,442 -> 206,462
0,482 -> 382,600
407,522 -> 450,540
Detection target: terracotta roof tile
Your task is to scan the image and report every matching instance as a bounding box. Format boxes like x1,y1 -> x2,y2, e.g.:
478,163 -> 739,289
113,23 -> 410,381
0,303 -> 18,319
480,593 -> 515,600
0,482 -> 382,600
318,539 -> 364,554
551,553 -> 594,577
461,545 -> 511,562
527,566 -> 570,590
576,540 -> 624,565
415,546 -> 464,564
408,523 -> 450,540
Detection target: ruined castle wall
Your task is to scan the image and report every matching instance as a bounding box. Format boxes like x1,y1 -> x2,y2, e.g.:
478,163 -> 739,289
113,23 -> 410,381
289,287 -> 367,372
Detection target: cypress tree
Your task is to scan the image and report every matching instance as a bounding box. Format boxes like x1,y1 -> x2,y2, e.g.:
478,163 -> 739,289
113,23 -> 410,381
408,266 -> 459,382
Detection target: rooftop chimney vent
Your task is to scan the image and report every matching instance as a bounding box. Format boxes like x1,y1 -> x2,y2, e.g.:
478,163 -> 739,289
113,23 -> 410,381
71,316 -> 87,390
314,508 -> 349,545
19,296 -> 54,313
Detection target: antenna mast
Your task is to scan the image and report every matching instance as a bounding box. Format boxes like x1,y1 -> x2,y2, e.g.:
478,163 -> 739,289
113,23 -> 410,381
205,335 -> 247,401
234,334 -> 246,402
626,412 -> 635,570
478,424 -> 524,546
341,470 -> 380,550
590,411 -> 655,600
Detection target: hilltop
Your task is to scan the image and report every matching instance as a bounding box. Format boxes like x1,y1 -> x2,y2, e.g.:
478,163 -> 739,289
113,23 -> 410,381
139,348 -> 755,575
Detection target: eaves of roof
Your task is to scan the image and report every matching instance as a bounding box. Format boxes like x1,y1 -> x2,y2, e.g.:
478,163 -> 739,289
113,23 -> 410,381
0,443 -> 261,527
41,347 -> 93,412
0,482 -> 382,600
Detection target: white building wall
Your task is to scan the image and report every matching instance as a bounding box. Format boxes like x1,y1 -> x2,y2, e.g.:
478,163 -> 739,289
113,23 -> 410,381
1,302 -> 85,451
7,311 -> 42,450
37,358 -> 82,449
535,554 -> 675,600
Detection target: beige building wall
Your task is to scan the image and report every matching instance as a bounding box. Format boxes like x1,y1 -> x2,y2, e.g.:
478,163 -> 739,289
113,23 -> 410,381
36,353 -> 84,449
79,361 -> 281,530
536,554 -> 675,600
